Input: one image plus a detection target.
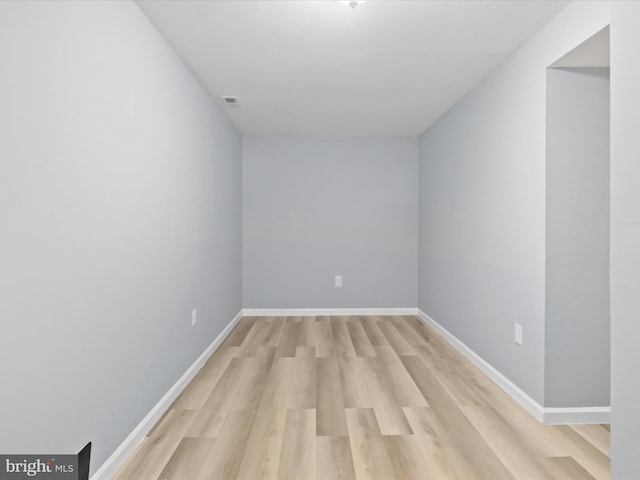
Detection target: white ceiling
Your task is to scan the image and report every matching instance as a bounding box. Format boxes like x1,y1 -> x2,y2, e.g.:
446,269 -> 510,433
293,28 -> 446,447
136,0 -> 569,136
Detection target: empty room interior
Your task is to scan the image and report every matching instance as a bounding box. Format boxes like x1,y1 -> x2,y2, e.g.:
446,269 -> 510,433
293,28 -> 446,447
1,1 -> 640,479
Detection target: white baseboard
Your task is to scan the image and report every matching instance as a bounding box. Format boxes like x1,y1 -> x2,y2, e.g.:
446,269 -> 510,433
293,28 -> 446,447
416,309 -> 610,425
92,305 -> 609,478
543,407 -> 610,425
415,309 -> 545,422
91,309 -> 243,480
242,307 -> 418,317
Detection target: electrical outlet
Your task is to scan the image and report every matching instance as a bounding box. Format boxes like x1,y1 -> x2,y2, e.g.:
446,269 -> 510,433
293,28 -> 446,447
514,323 -> 523,346
192,309 -> 197,327
334,275 -> 342,287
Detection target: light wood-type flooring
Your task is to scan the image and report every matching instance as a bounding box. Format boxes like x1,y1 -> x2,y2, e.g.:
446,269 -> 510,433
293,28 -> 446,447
115,315 -> 610,480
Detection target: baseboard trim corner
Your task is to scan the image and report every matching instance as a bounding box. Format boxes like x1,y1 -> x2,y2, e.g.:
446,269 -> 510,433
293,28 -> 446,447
415,309 -> 546,422
242,307 -> 418,317
90,309 -> 243,480
543,407 -> 610,425
416,309 -> 610,425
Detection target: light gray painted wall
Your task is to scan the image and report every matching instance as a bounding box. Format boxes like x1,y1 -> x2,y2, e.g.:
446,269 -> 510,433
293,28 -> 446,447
611,2 -> 640,477
243,136 -> 418,309
418,1 -> 609,405
0,1 -> 241,474
545,67 -> 610,408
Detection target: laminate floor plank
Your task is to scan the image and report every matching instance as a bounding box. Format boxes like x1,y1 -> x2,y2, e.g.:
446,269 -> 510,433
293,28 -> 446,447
555,425 -> 611,480
253,357 -> 297,438
171,348 -> 235,411
195,409 -> 255,480
571,423 -> 610,457
462,405 -> 557,479
113,409 -> 196,480
365,355 -> 414,435
317,356 -> 348,436
196,348 -> 276,479
336,355 -> 374,409
277,408 -> 316,480
263,316 -> 286,348
231,346 -> 276,412
298,316 -> 317,349
185,357 -> 254,437
225,316 -> 257,347
543,456 -> 598,480
404,315 -> 435,343
332,317 -> 357,357
403,406 -> 479,480
290,355 -> 316,409
295,345 -> 316,357
359,316 -> 390,346
114,315 -> 610,480
378,320 -> 415,355
275,318 -> 301,358
416,342 -> 484,408
316,436 -> 356,480
401,354 -> 515,479
237,320 -> 272,357
315,316 -> 335,358
236,359 -> 295,479
384,434 -> 441,480
389,315 -> 428,346
373,345 -> 428,407
345,408 -> 396,480
238,434 -> 283,480
347,319 -> 377,357
157,437 -> 215,480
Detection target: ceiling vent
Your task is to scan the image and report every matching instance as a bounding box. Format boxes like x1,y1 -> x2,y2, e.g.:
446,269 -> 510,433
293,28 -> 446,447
220,96 -> 241,109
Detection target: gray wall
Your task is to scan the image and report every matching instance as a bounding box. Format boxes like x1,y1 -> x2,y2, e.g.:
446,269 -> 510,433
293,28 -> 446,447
545,67 -> 610,408
611,2 -> 640,477
0,1 -> 242,474
418,1 -> 609,405
243,135 -> 418,309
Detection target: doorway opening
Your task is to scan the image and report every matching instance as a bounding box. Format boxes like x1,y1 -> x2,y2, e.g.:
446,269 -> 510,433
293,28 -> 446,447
545,26 -> 610,414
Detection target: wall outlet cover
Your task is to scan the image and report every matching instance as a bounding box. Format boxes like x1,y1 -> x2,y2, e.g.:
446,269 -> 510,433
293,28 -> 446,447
514,323 -> 523,345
